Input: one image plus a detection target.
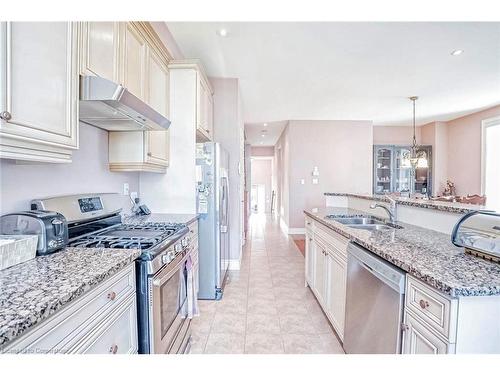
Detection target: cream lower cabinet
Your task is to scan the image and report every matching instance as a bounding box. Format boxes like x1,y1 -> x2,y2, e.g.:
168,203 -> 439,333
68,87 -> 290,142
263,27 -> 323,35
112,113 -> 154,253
2,264 -> 138,354
402,312 -> 450,354
326,251 -> 347,340
305,216 -> 348,342
0,22 -> 79,163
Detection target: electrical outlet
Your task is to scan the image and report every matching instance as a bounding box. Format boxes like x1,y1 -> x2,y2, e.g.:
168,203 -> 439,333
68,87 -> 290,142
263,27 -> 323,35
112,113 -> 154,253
300,179 -> 305,185
312,178 -> 319,185
123,183 -> 129,195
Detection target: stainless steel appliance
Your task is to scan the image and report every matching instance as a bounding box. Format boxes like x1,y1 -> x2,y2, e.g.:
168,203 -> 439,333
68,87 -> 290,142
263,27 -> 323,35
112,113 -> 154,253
79,75 -> 171,131
452,210 -> 500,263
31,193 -> 193,354
0,211 -> 68,255
343,242 -> 406,354
196,142 -> 230,300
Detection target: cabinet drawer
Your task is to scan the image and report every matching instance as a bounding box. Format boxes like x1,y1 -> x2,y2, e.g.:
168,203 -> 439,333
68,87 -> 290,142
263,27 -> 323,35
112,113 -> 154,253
406,276 -> 456,341
72,295 -> 138,354
314,222 -> 348,257
5,265 -> 136,353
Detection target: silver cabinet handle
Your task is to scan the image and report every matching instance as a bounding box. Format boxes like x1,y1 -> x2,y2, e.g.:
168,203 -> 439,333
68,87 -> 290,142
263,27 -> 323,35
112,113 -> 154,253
109,344 -> 118,354
107,291 -> 117,300
0,111 -> 12,121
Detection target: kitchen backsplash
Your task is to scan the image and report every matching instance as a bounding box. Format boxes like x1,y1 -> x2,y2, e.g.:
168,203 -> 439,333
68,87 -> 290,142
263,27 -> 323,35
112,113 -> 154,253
0,123 -> 139,215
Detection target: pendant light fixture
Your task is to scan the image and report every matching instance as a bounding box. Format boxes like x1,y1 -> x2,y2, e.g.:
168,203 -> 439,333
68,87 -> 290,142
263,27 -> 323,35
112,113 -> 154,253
402,96 -> 428,169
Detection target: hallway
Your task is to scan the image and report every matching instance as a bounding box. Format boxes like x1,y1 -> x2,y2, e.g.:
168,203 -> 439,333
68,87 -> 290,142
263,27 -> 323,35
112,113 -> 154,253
190,214 -> 345,354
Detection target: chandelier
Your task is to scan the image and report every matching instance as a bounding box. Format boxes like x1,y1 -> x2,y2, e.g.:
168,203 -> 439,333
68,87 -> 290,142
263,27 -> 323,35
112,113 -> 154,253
401,96 -> 428,169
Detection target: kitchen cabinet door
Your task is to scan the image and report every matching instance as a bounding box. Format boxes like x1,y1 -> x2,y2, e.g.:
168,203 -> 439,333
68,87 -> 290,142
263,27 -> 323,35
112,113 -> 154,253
144,47 -> 170,166
196,76 -> 213,140
313,238 -> 327,304
305,233 -> 315,287
326,251 -> 347,340
122,23 -> 147,101
402,313 -> 449,354
80,22 -> 120,82
0,22 -> 79,162
206,90 -> 213,138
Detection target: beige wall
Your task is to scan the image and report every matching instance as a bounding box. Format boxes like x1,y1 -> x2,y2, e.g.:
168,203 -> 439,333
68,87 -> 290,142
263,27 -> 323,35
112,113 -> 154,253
0,123 -> 139,214
373,104 -> 500,196
373,126 -> 422,145
277,120 -> 373,229
447,104 -> 500,195
251,158 -> 273,213
251,146 -> 274,157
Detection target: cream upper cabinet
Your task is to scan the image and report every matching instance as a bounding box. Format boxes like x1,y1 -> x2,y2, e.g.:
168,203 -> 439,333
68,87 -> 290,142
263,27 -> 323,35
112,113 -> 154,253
196,75 -> 213,140
80,22 -> 120,82
122,23 -> 147,101
0,22 -> 79,163
108,23 -> 171,173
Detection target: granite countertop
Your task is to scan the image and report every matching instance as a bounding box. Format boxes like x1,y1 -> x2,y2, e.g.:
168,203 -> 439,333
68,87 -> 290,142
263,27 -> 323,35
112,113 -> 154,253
304,207 -> 500,297
324,192 -> 486,214
123,213 -> 199,226
0,247 -> 141,349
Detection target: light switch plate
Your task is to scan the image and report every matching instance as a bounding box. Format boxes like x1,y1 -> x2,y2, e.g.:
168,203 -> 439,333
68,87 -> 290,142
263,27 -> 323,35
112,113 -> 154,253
123,183 -> 129,195
300,179 -> 305,185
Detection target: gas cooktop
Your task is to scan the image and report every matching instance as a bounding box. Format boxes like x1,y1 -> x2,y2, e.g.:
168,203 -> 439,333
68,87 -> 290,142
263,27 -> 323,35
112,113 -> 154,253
68,222 -> 184,251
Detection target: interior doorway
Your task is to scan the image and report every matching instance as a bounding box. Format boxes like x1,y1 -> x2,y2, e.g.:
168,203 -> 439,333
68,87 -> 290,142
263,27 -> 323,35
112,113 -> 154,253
251,184 -> 266,213
250,157 -> 274,213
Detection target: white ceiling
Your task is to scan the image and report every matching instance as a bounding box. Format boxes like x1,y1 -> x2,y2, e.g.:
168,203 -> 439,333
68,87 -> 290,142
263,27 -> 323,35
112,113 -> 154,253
167,22 -> 500,135
244,120 -> 288,146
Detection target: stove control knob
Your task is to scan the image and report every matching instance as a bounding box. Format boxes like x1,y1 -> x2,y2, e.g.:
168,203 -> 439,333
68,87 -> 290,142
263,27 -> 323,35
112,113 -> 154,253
181,238 -> 190,248
174,243 -> 182,253
162,252 -> 174,264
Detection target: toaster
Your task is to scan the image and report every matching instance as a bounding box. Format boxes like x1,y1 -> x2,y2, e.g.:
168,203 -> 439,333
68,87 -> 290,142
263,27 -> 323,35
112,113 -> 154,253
0,210 -> 68,255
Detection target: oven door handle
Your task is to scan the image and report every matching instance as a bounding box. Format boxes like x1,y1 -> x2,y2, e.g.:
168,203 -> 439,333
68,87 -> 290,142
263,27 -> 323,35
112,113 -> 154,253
152,261 -> 184,287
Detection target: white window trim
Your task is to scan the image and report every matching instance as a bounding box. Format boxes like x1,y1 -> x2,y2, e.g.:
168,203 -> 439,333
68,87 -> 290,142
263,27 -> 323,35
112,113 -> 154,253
480,115 -> 500,195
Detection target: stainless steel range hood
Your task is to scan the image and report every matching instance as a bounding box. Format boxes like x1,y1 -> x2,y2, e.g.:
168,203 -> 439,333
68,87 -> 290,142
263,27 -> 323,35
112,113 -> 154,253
79,75 -> 171,131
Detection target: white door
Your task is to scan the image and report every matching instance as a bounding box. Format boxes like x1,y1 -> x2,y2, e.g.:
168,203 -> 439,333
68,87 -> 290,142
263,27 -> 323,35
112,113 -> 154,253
0,22 -> 79,150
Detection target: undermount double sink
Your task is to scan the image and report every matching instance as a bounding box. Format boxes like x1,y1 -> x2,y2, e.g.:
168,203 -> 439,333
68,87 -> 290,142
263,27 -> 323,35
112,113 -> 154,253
327,216 -> 403,231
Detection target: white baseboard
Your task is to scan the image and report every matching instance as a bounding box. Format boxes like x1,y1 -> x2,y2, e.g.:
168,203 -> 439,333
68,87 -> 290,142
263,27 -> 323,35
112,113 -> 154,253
288,227 -> 305,235
228,259 -> 241,270
279,217 -> 289,234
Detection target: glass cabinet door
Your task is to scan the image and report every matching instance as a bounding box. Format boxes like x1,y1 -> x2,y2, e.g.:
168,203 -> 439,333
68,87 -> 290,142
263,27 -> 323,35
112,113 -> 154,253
374,147 -> 393,194
394,148 -> 411,194
413,146 -> 431,195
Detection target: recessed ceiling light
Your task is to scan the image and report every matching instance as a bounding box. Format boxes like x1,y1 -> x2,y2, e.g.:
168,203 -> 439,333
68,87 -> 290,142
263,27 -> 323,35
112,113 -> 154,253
451,49 -> 464,56
217,28 -> 228,37
260,142 -> 264,145
261,134 -> 266,137
263,123 -> 268,127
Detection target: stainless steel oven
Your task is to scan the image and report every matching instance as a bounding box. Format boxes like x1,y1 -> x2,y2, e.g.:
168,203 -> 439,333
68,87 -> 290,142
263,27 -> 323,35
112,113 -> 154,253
149,248 -> 191,354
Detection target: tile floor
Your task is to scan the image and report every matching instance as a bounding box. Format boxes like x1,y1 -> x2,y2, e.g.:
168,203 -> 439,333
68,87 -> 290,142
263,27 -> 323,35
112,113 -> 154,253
190,214 -> 345,354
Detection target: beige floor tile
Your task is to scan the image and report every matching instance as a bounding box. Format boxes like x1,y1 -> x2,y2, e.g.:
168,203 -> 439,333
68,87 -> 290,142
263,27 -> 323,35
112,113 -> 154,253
279,313 -> 317,335
246,313 -> 281,334
282,334 -> 328,354
189,331 -> 208,354
211,311 -> 247,334
204,333 -> 245,354
245,333 -> 284,354
319,333 -> 345,354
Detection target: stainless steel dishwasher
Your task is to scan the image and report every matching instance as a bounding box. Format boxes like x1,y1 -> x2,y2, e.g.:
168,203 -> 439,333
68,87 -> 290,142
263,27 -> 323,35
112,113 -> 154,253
343,242 -> 406,354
